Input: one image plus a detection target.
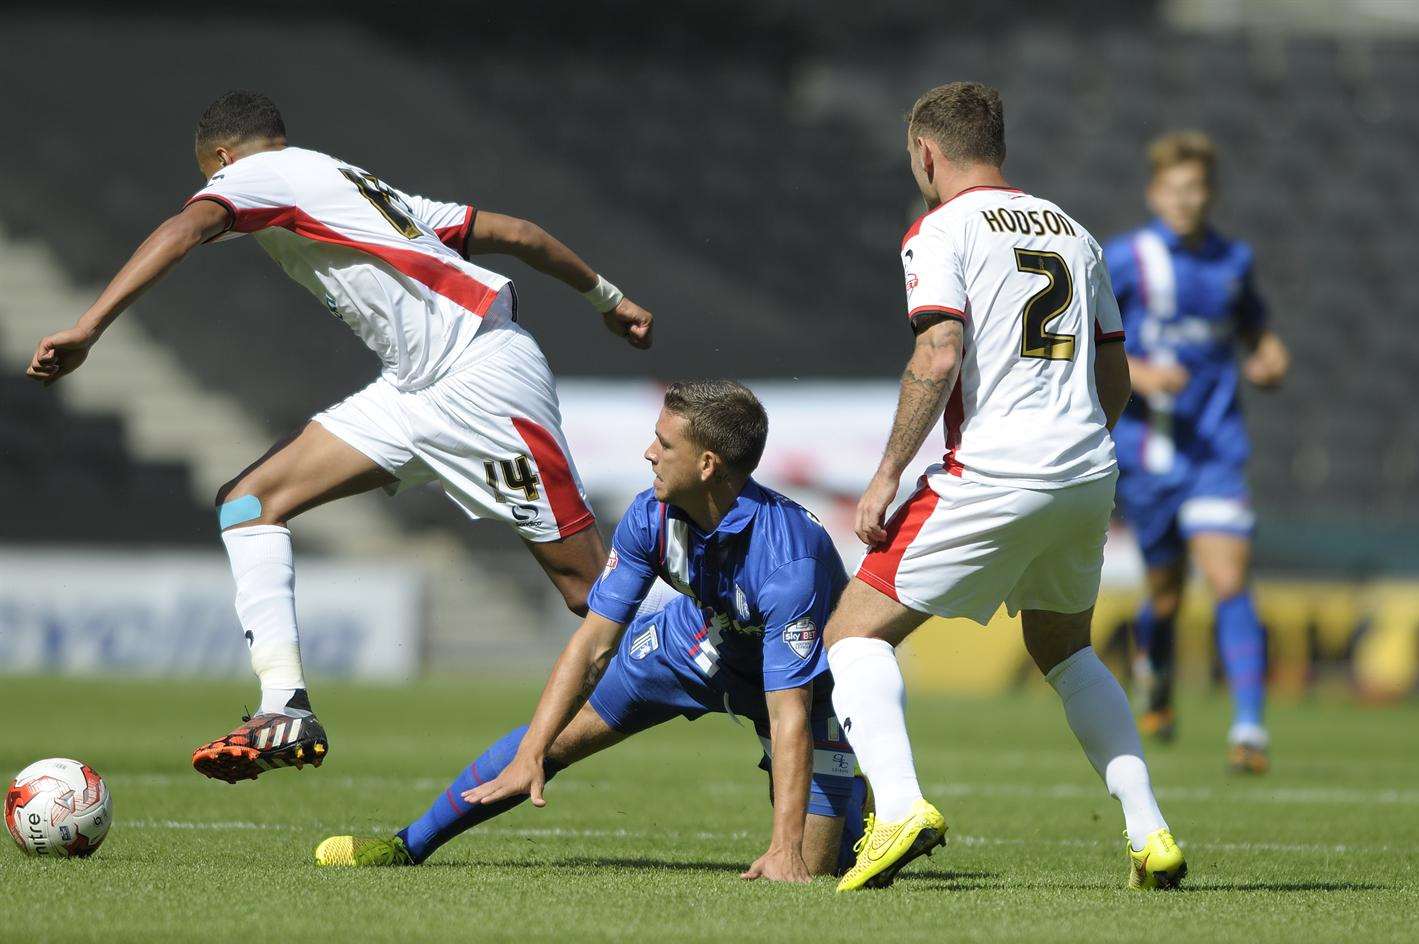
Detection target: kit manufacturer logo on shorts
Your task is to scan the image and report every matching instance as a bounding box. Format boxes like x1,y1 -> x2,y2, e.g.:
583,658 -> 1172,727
783,618 -> 818,659
630,623 -> 659,661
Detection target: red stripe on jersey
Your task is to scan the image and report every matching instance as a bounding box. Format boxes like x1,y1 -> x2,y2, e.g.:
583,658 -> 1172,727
1095,323 -> 1126,343
184,195 -> 296,234
901,185 -> 1024,248
942,374 -> 965,476
291,211 -> 499,316
435,205 -> 474,255
512,417 -> 595,539
183,196 -> 499,316
856,479 -> 940,602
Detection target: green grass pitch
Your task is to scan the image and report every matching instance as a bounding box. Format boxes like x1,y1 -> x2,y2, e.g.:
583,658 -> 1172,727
1,675 -> 1415,943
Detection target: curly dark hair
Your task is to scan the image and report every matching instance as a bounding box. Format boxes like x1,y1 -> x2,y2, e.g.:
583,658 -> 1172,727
195,90 -> 286,150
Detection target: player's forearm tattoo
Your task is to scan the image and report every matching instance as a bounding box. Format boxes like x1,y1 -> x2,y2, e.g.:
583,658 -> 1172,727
879,322 -> 963,477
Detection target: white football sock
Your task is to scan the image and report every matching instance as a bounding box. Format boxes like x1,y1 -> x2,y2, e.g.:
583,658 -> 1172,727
828,637 -> 923,822
1046,647 -> 1167,851
221,525 -> 307,716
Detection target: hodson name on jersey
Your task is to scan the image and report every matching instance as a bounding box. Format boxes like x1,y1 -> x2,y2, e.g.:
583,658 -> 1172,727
900,186 -> 1125,490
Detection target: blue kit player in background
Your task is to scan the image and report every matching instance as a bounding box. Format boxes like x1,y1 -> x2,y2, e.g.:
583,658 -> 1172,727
315,381 -> 864,881
1104,131 -> 1289,773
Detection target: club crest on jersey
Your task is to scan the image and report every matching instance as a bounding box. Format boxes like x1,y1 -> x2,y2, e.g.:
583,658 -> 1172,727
783,618 -> 818,660
630,623 -> 659,661
734,584 -> 751,623
602,549 -> 619,579
905,272 -> 919,294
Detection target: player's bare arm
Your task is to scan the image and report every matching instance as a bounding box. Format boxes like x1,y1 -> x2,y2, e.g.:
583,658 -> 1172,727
467,210 -> 653,350
1095,342 -> 1133,430
462,611 -> 627,808
741,684 -> 816,883
856,318 -> 964,546
26,200 -> 230,386
1239,326 -> 1288,388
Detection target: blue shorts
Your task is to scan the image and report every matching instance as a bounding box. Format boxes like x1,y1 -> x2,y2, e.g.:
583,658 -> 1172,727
1114,460 -> 1255,568
589,608 -> 856,818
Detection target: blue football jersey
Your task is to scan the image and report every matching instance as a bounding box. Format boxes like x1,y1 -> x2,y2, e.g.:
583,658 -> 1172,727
1104,219 -> 1267,480
587,480 -> 848,693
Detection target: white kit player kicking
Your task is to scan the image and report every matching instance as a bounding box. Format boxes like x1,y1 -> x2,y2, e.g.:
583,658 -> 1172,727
25,91 -> 653,785
827,83 -> 1186,892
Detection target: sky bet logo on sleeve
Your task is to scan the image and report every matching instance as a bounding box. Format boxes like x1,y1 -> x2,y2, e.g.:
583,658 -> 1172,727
783,618 -> 819,659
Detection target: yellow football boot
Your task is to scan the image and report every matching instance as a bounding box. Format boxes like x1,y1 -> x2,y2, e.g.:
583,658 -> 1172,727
836,798 -> 946,892
1127,828 -> 1187,890
1138,707 -> 1176,743
1228,742 -> 1270,775
314,835 -> 413,867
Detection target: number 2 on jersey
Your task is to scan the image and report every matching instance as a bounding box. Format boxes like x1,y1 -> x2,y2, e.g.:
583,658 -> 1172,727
340,168 -> 420,239
1013,248 -> 1076,361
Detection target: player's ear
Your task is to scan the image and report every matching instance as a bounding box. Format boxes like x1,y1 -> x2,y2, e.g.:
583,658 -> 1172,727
699,450 -> 719,483
919,138 -> 936,182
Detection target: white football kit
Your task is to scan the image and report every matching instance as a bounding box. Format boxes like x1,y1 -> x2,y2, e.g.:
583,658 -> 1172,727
187,147 -> 593,541
858,186 -> 1127,621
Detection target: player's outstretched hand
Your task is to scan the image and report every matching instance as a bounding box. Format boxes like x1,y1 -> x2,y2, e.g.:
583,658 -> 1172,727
740,845 -> 812,883
855,472 -> 899,546
602,297 -> 653,350
462,750 -> 548,808
26,326 -> 97,387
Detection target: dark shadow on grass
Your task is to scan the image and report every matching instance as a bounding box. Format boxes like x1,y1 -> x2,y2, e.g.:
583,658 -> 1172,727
425,856 -> 752,873
1181,881 -> 1388,893
863,869 -> 1002,891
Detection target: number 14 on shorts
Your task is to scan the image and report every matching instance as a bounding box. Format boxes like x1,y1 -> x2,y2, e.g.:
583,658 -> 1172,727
484,457 -> 541,502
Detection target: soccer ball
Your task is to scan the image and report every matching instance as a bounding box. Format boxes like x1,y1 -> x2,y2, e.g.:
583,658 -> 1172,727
5,758 -> 112,858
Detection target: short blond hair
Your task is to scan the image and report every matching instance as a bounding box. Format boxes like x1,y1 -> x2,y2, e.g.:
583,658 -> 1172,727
1147,130 -> 1217,179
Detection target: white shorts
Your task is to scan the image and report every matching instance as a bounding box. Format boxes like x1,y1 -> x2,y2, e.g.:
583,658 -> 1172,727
856,466 -> 1117,624
312,322 -> 595,543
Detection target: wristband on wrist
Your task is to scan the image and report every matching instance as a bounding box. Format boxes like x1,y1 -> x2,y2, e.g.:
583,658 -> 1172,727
582,275 -> 624,314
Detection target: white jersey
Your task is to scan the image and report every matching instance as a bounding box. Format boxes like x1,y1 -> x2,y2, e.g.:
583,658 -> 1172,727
186,147 -> 511,391
900,185 -> 1126,488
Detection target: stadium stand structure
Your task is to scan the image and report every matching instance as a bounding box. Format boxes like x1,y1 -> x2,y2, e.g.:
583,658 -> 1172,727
0,9 -> 1414,571
0,236 -> 211,545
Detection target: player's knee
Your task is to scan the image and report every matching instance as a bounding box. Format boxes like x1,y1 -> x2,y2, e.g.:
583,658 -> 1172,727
560,584 -> 591,618
215,479 -> 284,528
1021,612 -> 1092,675
1149,589 -> 1182,620
1206,567 -> 1248,602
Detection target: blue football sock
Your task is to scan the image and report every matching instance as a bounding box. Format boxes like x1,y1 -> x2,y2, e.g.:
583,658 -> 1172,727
1216,592 -> 1266,728
1132,602 -> 1176,711
836,776 -> 869,876
397,725 -> 563,864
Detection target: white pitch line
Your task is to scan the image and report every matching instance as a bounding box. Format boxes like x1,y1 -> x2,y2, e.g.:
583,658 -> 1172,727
923,781 -> 1419,806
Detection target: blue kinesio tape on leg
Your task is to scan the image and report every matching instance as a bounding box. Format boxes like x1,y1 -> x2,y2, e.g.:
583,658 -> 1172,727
218,495 -> 263,529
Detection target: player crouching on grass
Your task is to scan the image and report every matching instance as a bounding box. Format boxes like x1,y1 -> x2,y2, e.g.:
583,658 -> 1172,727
26,91 -> 653,785
316,381 -> 868,881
